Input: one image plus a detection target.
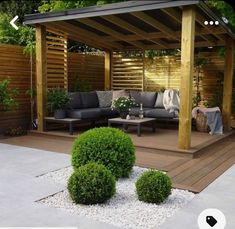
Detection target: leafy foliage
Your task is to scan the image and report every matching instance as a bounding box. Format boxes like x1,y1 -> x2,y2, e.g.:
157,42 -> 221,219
71,75 -> 92,92
112,96 -> 136,112
0,78 -> 19,111
207,0 -> 235,31
0,0 -> 41,23
47,88 -> 71,110
135,170 -> 172,204
0,13 -> 35,55
72,127 -> 135,179
68,162 -> 116,204
38,0 -> 126,12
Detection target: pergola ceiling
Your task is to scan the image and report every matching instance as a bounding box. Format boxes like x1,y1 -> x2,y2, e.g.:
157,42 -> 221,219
24,0 -> 235,51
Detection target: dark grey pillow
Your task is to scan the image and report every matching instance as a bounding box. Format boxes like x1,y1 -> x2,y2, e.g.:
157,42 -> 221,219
67,92 -> 82,109
130,90 -> 141,106
155,92 -> 164,108
140,92 -> 157,108
80,91 -> 99,108
96,91 -> 113,108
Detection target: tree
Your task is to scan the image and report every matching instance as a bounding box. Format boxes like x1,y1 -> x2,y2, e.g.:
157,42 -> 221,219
0,0 -> 41,23
38,0 -> 126,12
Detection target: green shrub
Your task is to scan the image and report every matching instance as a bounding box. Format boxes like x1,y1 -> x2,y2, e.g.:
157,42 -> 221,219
67,162 -> 115,204
72,127 -> 135,179
135,170 -> 172,204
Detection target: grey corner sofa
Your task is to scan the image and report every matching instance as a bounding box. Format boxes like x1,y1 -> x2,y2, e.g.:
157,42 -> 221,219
66,90 -> 176,121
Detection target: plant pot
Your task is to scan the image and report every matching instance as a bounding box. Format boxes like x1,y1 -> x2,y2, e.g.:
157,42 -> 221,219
120,111 -> 129,119
54,109 -> 66,119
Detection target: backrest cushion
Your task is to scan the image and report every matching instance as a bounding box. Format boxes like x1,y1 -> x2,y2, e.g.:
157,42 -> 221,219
140,92 -> 157,108
67,92 -> 82,109
96,91 -> 113,108
80,91 -> 99,108
154,91 -> 164,108
130,90 -> 141,106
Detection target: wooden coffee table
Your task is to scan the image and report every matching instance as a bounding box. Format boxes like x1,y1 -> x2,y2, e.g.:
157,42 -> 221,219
108,117 -> 156,136
44,117 -> 81,135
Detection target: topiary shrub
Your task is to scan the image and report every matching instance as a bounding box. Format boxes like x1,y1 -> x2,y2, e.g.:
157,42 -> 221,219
72,127 -> 135,179
135,170 -> 172,204
67,162 -> 116,205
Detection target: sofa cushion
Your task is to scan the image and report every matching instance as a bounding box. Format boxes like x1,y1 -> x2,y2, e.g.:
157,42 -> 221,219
140,92 -> 157,108
100,107 -> 119,117
130,90 -> 141,106
80,91 -> 99,108
67,108 -> 101,119
66,92 -> 82,109
96,91 -> 113,108
129,107 -> 153,116
145,108 -> 175,119
155,91 -> 164,108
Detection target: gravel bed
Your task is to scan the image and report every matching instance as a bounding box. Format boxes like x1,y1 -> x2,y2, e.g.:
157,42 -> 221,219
38,166 -> 195,229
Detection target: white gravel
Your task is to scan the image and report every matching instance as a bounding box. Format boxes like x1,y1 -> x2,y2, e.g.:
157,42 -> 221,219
38,166 -> 195,229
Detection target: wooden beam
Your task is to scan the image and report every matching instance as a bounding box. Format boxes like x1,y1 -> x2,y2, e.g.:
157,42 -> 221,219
195,14 -> 224,41
103,27 -> 226,42
178,6 -> 195,150
35,24 -> 47,131
222,36 -> 234,131
162,8 -> 215,46
104,51 -> 111,90
131,11 -> 180,41
44,22 -> 122,50
102,15 -> 167,48
79,18 -> 145,49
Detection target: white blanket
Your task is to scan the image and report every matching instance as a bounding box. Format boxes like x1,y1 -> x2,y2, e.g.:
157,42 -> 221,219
163,89 -> 180,116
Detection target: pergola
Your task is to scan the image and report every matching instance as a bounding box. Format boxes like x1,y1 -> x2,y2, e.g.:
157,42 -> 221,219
24,0 -> 235,150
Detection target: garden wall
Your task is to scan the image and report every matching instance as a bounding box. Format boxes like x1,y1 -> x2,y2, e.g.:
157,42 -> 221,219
0,44 -> 33,135
0,44 -> 104,135
111,51 -> 228,107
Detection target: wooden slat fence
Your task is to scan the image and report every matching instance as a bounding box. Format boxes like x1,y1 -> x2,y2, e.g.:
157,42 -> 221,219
112,51 -> 144,91
0,44 -> 34,134
68,52 -> 104,91
111,51 -> 229,108
46,28 -> 68,89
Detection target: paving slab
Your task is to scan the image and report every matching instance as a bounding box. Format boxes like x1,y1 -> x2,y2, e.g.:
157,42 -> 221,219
160,164 -> 235,229
0,143 -> 118,228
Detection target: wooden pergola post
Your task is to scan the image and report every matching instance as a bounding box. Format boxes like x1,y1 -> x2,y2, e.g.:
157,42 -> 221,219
35,24 -> 47,131
104,51 -> 112,90
178,6 -> 195,149
222,36 -> 234,131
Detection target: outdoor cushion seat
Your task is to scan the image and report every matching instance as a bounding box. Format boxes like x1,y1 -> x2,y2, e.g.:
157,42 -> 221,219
144,108 -> 175,119
100,107 -> 119,117
80,91 -> 99,108
129,107 -> 153,116
67,108 -> 102,119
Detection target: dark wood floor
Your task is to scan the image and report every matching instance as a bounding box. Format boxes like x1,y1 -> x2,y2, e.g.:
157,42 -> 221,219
1,131 -> 234,193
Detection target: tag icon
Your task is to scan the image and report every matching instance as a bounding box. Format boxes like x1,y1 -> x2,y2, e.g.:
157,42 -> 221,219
198,208 -> 226,229
206,216 -> 217,227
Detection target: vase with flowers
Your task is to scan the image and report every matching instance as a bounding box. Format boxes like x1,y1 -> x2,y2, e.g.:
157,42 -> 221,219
112,96 -> 136,119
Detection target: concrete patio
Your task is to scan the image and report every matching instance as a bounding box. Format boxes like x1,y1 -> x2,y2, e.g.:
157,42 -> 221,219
0,143 -> 234,228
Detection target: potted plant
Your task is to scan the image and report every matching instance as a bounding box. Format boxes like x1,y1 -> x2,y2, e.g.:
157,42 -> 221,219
112,96 -> 135,119
47,88 -> 71,119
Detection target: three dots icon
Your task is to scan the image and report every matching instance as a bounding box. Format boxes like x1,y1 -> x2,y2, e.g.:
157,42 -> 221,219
204,20 -> 219,25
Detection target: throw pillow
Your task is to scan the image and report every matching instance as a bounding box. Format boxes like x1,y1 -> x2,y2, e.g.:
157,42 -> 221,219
155,91 -> 164,108
112,89 -> 129,102
140,92 -> 157,108
80,91 -> 99,108
130,90 -> 141,106
96,91 -> 113,108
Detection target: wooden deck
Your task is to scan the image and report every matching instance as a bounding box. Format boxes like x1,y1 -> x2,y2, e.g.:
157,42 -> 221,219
0,129 -> 234,193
